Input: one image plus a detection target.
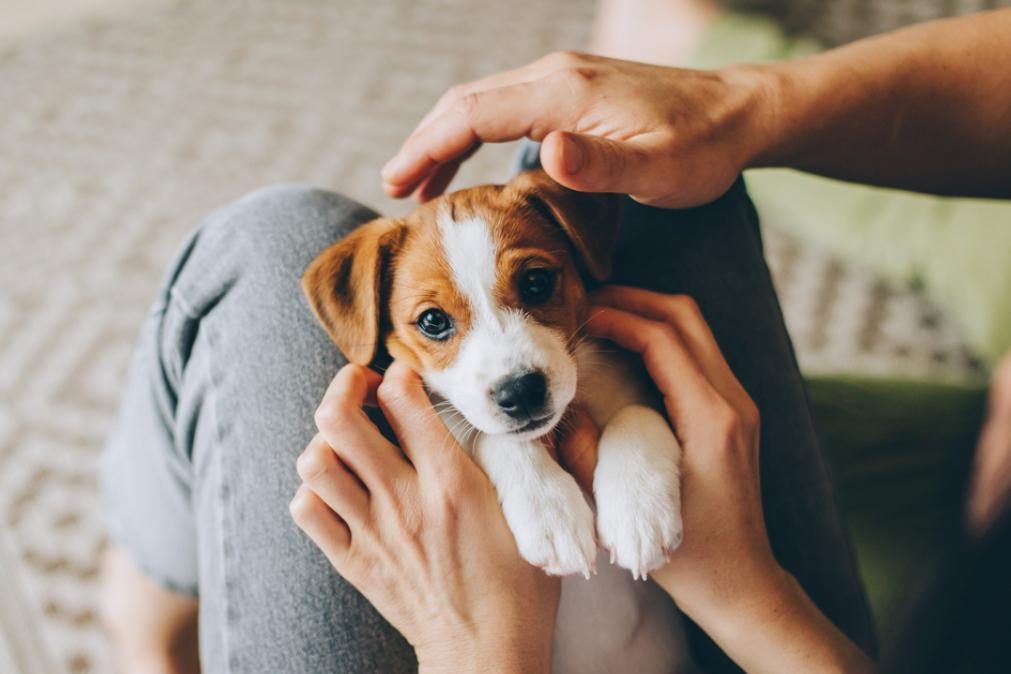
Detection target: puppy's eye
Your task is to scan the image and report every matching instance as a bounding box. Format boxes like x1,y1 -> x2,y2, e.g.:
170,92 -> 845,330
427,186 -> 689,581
519,268 -> 556,305
416,308 -> 454,340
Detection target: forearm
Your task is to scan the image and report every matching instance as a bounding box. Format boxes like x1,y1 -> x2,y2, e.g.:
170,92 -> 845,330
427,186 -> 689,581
742,9 -> 1011,198
655,560 -> 875,674
713,570 -> 875,674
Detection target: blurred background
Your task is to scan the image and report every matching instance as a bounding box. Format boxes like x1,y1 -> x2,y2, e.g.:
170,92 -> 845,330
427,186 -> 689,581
0,0 -> 1008,672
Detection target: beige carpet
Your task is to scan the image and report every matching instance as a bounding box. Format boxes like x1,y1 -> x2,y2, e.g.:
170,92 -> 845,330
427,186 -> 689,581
0,1 -> 982,672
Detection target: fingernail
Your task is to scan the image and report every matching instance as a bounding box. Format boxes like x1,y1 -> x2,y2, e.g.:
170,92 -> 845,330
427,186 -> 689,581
562,135 -> 583,175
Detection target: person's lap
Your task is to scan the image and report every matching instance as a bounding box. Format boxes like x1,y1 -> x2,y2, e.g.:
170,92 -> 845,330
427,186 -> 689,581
101,169 -> 874,672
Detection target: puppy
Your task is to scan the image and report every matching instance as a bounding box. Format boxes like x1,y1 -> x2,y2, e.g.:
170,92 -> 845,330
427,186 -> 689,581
303,170 -> 691,673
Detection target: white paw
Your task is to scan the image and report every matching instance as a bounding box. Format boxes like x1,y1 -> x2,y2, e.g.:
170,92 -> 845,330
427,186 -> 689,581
501,471 -> 597,578
594,405 -> 683,580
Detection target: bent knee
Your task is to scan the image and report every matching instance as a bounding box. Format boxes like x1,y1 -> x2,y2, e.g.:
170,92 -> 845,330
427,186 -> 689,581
156,183 -> 380,351
231,183 -> 364,224
199,183 -> 380,277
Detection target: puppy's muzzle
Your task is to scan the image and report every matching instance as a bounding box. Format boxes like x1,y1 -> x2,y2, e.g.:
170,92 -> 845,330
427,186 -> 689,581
491,370 -> 550,427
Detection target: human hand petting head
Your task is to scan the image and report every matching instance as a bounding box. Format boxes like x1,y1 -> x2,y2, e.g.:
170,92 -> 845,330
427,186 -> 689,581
385,11 -> 1011,205
381,52 -> 766,208
289,361 -> 560,674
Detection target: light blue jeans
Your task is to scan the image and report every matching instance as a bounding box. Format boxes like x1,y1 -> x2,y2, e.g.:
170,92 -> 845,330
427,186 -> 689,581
101,149 -> 876,673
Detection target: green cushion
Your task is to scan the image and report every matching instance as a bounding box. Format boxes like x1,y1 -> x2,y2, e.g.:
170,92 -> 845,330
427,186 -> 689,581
807,375 -> 985,643
687,13 -> 1011,368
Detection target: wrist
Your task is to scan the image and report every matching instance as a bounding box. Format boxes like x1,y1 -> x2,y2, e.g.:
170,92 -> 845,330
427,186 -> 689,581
416,623 -> 552,674
655,552 -> 793,636
418,648 -> 549,674
698,563 -> 806,650
418,652 -> 536,674
662,562 -> 874,674
717,62 -> 790,171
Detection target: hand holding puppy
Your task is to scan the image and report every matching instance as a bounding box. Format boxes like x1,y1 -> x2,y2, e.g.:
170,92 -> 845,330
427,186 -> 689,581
290,361 -> 560,674
554,286 -> 780,629
565,286 -> 872,674
578,286 -> 770,618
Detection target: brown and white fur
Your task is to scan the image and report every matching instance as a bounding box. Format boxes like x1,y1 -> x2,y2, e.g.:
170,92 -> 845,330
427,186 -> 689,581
303,170 -> 691,674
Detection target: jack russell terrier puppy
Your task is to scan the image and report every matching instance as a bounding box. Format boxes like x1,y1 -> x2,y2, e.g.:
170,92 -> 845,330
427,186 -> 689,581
303,170 -> 692,673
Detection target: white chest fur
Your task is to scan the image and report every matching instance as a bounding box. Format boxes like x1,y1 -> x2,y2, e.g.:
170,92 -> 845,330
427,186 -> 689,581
438,344 -> 692,674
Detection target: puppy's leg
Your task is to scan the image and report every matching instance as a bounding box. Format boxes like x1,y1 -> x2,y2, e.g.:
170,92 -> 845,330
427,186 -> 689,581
475,434 -> 597,578
594,405 -> 683,579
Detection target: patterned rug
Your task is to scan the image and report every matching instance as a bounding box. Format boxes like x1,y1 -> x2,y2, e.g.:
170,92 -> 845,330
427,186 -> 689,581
0,1 -> 982,672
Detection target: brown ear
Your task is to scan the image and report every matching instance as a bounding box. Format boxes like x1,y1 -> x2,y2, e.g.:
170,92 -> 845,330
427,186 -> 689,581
509,169 -> 621,281
302,218 -> 406,365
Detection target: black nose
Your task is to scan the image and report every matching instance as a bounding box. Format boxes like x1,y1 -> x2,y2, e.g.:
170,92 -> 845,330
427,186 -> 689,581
491,371 -> 548,419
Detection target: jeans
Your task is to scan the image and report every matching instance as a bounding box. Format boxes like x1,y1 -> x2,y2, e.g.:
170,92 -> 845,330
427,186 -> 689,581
101,153 -> 876,672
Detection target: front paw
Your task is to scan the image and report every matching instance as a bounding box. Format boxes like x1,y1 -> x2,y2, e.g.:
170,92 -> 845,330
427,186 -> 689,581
501,472 -> 597,578
595,405 -> 683,579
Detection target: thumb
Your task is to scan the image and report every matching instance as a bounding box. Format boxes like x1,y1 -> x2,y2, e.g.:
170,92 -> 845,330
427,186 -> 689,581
540,130 -> 653,196
377,360 -> 463,468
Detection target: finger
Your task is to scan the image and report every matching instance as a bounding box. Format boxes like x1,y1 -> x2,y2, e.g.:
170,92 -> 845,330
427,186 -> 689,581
540,130 -> 661,197
584,306 -> 727,430
414,159 -> 462,203
320,363 -> 382,410
590,287 -> 751,409
413,144 -> 480,202
556,404 -> 600,492
290,484 -> 352,569
591,287 -> 715,352
296,433 -> 370,528
387,52 -> 581,194
590,286 -> 727,375
362,372 -> 380,407
377,360 -> 463,471
382,79 -> 568,197
316,364 -> 412,486
411,57 -> 555,136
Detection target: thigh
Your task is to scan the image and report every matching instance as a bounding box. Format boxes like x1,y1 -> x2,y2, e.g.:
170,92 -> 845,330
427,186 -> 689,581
120,185 -> 415,674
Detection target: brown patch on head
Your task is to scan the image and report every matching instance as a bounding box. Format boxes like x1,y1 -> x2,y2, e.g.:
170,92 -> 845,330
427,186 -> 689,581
487,195 -> 590,341
489,169 -> 620,341
416,170 -> 619,348
303,170 -> 620,374
507,169 -> 621,282
384,211 -> 472,374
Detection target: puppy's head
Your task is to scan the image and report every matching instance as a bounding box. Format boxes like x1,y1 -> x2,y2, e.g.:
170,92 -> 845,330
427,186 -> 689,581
303,170 -> 619,439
